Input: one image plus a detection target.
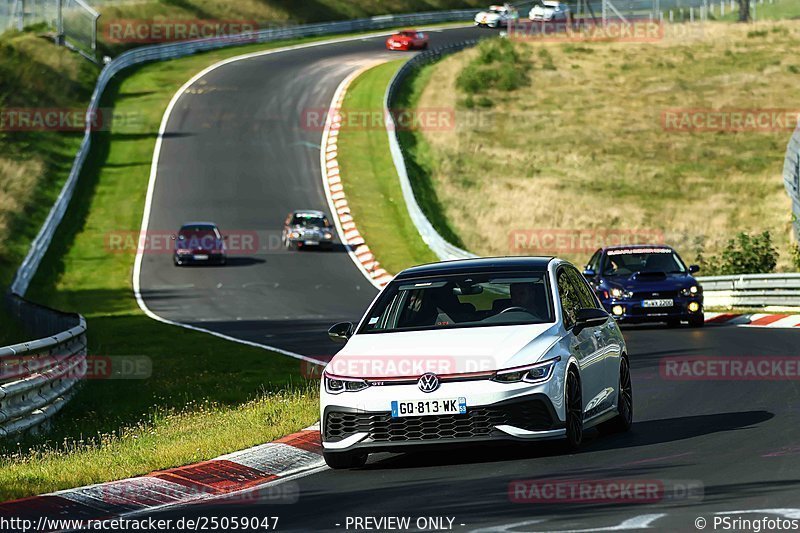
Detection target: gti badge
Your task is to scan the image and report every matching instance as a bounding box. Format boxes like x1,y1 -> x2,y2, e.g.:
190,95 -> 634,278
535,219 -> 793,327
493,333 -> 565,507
418,372 -> 440,393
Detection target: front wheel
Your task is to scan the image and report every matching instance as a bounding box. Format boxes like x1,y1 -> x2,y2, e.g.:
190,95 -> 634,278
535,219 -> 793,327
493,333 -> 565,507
599,356 -> 633,434
324,451 -> 368,470
564,367 -> 583,450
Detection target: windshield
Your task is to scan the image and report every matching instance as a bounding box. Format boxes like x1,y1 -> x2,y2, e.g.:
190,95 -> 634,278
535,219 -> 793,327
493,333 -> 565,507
359,271 -> 554,334
292,215 -> 328,228
603,248 -> 687,276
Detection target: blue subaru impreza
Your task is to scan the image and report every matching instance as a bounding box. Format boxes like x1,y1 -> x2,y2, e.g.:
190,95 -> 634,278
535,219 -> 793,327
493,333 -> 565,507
582,245 -> 704,327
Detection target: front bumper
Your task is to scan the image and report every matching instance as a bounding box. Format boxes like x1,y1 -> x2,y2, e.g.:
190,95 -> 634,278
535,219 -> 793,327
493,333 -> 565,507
320,373 -> 567,453
174,252 -> 225,265
602,296 -> 703,323
288,237 -> 333,249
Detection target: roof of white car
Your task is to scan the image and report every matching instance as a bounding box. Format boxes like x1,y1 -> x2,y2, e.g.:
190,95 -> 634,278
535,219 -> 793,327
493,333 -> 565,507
396,256 -> 554,280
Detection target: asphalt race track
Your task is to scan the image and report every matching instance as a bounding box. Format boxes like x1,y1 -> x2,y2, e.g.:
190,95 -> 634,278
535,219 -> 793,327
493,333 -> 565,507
138,26 -> 487,358
137,26 -> 800,532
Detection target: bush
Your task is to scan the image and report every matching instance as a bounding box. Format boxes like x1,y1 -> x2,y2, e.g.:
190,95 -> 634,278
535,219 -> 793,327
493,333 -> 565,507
791,243 -> 800,271
702,231 -> 778,275
456,38 -> 529,95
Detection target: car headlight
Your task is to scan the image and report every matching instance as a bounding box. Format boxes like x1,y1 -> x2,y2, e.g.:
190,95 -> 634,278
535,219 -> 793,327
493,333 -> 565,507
493,356 -> 560,384
610,287 -> 624,299
324,373 -> 369,394
681,285 -> 700,297
176,248 -> 190,254
290,231 -> 300,238
323,232 -> 333,240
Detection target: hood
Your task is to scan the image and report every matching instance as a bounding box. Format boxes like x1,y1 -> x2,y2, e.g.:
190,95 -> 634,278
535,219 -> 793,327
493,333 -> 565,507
477,11 -> 501,19
605,272 -> 697,292
328,323 -> 560,379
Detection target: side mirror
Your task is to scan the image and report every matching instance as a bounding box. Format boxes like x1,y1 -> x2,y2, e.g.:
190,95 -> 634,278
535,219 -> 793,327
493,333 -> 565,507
689,265 -> 700,273
575,308 -> 609,327
328,322 -> 354,343
582,268 -> 596,279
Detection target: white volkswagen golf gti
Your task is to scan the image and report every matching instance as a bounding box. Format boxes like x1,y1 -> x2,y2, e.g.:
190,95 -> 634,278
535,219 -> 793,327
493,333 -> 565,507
320,257 -> 632,469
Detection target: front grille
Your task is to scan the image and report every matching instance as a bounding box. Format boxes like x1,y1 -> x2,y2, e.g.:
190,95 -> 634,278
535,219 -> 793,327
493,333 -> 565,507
324,399 -> 554,443
630,290 -> 679,299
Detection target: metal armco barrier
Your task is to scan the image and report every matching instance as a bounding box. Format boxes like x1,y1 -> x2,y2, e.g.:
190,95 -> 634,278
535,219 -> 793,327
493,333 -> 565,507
784,124 -> 800,243
1,294 -> 87,438
385,40 -> 480,262
698,274 -> 800,308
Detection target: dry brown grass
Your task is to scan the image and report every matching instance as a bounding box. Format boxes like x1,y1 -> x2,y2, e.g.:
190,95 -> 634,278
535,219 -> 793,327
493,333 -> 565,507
414,21 -> 799,269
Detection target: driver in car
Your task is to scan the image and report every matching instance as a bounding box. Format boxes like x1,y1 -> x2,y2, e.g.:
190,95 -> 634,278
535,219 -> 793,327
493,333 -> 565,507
506,282 -> 546,321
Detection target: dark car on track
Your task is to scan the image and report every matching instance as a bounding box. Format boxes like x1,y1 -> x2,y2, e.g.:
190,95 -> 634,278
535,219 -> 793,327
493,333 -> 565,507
583,245 -> 704,327
282,210 -> 335,250
173,222 -> 226,266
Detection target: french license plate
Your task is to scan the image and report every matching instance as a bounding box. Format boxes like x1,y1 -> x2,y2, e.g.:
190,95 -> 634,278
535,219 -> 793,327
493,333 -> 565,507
304,240 -> 319,246
642,298 -> 673,308
193,254 -> 209,260
391,397 -> 467,418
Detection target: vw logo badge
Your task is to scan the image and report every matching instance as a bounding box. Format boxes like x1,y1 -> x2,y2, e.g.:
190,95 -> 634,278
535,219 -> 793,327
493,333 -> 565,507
418,372 -> 439,393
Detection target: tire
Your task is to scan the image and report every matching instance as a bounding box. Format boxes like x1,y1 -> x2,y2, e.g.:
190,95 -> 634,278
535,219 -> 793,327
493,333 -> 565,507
599,356 -> 633,434
323,451 -> 368,470
689,313 -> 705,328
564,367 -> 583,450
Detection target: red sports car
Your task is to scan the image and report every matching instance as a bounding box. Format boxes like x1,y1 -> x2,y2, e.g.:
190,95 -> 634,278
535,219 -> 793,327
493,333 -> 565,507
385,30 -> 429,51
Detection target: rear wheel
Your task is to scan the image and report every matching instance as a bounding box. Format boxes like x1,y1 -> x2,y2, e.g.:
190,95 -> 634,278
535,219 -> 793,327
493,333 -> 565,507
599,356 -> 633,434
324,451 -> 368,470
564,368 -> 583,450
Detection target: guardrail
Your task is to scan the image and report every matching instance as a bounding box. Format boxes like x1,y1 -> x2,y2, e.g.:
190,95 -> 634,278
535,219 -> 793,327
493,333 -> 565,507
385,40 -> 480,262
698,274 -> 800,308
1,294 -> 87,438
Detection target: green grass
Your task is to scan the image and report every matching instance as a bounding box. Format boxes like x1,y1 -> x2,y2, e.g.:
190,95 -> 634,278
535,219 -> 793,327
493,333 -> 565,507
391,60 -> 468,251
89,0 -> 487,56
0,390 -> 318,501
336,60 -> 439,274
0,35 -> 424,501
407,23 -> 799,269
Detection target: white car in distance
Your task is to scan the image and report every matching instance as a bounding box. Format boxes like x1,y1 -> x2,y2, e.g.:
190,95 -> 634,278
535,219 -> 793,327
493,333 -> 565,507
474,3 -> 520,28
529,0 -> 571,22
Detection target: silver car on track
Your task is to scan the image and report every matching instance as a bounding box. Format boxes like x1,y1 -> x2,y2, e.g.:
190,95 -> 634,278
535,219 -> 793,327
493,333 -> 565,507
282,210 -> 335,250
320,257 -> 633,469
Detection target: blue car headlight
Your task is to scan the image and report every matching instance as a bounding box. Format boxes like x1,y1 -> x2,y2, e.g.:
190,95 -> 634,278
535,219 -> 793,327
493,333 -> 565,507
493,356 -> 561,384
681,285 -> 700,297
